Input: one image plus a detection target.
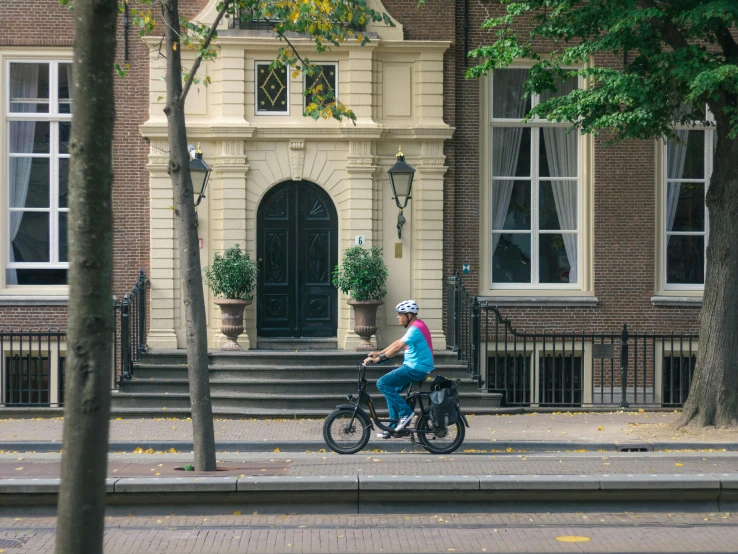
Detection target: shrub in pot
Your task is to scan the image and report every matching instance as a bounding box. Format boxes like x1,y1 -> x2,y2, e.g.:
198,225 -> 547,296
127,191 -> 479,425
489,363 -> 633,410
204,244 -> 258,350
332,246 -> 388,350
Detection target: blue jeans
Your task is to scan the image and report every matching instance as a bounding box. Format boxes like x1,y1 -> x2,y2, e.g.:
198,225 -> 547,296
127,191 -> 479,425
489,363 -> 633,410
376,364 -> 429,426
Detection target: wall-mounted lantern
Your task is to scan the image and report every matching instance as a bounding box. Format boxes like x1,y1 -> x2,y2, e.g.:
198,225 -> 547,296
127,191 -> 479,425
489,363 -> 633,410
386,146 -> 416,239
188,143 -> 211,207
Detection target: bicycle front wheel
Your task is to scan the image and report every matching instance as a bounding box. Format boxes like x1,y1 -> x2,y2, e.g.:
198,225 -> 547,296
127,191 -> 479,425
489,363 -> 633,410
416,413 -> 465,455
323,407 -> 372,455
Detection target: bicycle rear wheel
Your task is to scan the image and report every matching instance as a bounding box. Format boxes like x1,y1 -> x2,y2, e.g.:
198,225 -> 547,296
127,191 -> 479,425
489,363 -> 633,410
416,413 -> 465,454
323,407 -> 372,455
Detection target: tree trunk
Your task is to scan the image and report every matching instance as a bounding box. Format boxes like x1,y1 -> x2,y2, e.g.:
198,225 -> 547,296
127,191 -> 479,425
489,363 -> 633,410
160,0 -> 217,470
55,1 -> 117,552
678,132 -> 738,428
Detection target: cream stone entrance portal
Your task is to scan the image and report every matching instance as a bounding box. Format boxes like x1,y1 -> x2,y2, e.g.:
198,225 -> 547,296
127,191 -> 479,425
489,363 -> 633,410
141,0 -> 453,351
257,180 -> 338,338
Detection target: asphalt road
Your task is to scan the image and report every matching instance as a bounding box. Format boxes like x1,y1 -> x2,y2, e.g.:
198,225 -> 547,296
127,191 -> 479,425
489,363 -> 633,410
3,512 -> 737,553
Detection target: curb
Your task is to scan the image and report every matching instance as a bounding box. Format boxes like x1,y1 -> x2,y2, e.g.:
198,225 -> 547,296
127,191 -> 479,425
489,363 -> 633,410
0,473 -> 736,513
1,440 -> 737,453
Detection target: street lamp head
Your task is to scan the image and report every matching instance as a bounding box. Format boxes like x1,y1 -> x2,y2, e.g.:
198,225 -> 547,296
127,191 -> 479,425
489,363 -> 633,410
387,145 -> 415,210
386,145 -> 416,239
189,142 -> 211,207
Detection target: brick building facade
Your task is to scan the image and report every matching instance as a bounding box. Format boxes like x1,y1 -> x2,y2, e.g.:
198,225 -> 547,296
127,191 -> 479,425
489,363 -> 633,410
0,1 -> 706,408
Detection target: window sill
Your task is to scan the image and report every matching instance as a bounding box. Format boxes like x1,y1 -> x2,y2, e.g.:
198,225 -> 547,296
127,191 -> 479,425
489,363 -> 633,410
651,296 -> 702,307
0,295 -> 68,306
477,296 -> 599,307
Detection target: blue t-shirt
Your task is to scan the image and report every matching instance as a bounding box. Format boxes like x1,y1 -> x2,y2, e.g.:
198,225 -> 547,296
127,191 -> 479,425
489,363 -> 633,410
401,325 -> 434,373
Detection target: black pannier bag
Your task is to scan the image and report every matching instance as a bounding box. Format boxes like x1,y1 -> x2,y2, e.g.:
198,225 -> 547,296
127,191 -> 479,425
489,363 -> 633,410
429,375 -> 459,428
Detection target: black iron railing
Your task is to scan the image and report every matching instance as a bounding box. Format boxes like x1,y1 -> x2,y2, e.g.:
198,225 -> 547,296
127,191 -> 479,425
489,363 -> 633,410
0,272 -> 147,407
448,274 -> 699,408
229,6 -> 365,31
114,269 -> 147,386
0,330 -> 66,407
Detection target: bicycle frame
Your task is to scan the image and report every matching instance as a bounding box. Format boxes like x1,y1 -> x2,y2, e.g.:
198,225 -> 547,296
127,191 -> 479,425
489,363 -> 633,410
338,362 -> 461,436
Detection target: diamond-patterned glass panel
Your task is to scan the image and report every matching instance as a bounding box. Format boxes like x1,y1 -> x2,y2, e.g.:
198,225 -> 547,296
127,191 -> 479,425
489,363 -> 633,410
305,64 -> 337,109
257,63 -> 288,113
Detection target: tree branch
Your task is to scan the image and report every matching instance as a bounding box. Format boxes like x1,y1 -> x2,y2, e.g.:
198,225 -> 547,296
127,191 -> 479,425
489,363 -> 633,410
636,0 -> 689,51
179,0 -> 232,104
715,24 -> 738,62
276,30 -> 309,68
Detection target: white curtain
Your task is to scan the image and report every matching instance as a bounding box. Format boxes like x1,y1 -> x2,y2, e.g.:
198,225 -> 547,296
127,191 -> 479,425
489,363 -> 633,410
65,63 -> 73,108
666,130 -> 689,246
542,127 -> 578,282
7,64 -> 39,285
491,70 -> 529,252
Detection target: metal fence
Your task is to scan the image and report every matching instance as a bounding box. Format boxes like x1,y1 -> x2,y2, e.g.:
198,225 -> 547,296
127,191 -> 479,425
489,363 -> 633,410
0,330 -> 66,407
113,269 -> 147,387
0,271 -> 147,408
448,274 -> 699,408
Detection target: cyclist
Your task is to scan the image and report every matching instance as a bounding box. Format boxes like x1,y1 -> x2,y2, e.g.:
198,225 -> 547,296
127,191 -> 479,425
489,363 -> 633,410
364,300 -> 434,438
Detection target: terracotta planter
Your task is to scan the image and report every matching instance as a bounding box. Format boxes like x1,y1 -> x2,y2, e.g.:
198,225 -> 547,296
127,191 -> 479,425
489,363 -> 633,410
347,299 -> 384,351
214,299 -> 252,351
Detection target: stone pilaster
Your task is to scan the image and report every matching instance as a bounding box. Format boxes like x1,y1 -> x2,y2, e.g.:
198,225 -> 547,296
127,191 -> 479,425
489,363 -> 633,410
210,139 -> 251,349
341,140 -> 379,350
412,141 -> 447,349
146,140 -> 178,349
215,44 -> 247,123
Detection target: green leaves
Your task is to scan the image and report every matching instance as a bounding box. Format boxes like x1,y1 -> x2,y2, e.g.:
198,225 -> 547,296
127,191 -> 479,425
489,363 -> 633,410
203,244 -> 258,300
332,246 -> 388,301
467,0 -> 738,141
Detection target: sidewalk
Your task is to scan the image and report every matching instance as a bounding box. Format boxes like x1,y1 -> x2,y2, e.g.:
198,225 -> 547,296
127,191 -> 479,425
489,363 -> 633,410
0,451 -> 736,514
0,411 -> 735,452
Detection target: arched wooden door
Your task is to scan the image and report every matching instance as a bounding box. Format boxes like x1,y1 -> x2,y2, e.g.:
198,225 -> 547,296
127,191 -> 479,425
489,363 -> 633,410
257,180 -> 338,337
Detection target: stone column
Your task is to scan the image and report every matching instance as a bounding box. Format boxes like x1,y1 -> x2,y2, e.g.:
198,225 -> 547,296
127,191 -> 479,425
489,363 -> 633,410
146,140 -> 178,349
341,140 -> 378,350
411,141 -> 447,349
210,139 -> 250,349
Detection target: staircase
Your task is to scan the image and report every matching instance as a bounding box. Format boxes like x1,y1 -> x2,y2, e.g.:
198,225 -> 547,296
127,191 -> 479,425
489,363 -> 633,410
110,350 -> 503,418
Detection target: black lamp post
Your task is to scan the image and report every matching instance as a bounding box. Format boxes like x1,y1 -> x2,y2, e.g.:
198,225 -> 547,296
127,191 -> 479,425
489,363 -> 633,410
386,146 -> 416,239
189,143 -> 211,207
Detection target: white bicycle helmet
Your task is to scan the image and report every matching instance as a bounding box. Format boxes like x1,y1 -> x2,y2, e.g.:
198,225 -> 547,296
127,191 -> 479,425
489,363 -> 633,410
395,300 -> 419,314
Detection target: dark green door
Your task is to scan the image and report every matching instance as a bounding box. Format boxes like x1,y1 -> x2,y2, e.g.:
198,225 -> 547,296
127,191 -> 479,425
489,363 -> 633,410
257,180 -> 338,337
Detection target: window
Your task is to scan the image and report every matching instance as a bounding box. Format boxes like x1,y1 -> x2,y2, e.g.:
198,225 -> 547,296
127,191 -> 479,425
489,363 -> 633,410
304,63 -> 338,110
489,69 -> 580,288
663,111 -> 713,290
6,61 -> 71,286
256,62 -> 289,114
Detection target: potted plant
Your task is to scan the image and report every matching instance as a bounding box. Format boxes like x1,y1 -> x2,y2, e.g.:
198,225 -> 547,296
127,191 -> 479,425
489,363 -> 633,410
204,244 -> 258,350
332,246 -> 388,351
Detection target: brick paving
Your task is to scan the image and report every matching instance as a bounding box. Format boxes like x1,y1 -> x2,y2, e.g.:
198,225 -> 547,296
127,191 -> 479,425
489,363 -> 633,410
0,451 -> 737,479
0,513 -> 736,553
0,412 -> 736,446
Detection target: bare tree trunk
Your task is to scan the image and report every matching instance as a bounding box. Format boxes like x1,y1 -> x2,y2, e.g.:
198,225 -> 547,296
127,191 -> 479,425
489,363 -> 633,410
160,0 -> 217,470
55,0 -> 117,552
678,132 -> 738,428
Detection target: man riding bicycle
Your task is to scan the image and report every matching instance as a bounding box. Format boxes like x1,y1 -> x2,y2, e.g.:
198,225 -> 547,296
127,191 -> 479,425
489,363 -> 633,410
364,300 -> 434,438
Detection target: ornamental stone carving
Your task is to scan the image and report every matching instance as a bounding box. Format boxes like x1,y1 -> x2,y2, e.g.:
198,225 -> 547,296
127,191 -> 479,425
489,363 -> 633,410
289,140 -> 305,180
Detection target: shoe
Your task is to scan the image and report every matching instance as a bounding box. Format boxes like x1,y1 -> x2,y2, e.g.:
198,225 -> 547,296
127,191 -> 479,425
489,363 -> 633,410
395,414 -> 414,432
377,431 -> 391,439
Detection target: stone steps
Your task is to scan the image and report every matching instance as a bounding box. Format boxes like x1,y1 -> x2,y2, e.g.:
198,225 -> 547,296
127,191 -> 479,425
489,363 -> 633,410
131,363 -> 471,381
112,349 -> 501,416
111,390 -> 500,411
121,377 -> 482,395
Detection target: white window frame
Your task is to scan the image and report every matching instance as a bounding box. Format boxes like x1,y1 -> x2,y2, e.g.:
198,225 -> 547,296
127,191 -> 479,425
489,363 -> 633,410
303,62 -> 339,111
255,61 -> 290,116
660,113 -> 713,293
485,67 -> 586,291
4,58 -> 71,287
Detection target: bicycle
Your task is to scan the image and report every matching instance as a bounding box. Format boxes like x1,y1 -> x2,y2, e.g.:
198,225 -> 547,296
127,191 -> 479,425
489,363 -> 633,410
322,361 -> 469,455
